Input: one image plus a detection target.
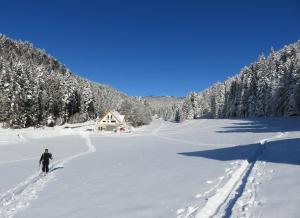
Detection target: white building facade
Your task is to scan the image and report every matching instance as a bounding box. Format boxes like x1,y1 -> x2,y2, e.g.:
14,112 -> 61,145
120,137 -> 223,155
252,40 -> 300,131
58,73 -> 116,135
96,110 -> 126,131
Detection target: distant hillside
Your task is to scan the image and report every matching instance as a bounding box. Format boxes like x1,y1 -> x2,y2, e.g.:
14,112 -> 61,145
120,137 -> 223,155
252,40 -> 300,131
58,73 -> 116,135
177,40 -> 300,121
142,96 -> 184,120
0,34 -> 151,128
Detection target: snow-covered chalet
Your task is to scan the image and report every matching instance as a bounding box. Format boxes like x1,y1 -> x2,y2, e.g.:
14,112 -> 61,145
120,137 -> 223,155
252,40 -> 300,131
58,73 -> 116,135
96,110 -> 126,131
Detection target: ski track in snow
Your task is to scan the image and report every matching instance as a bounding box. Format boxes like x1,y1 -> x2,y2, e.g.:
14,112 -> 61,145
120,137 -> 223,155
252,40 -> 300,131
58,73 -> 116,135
0,120 -> 291,218
152,121 -> 233,147
0,152 -> 82,165
176,132 -> 287,218
229,132 -> 287,218
0,122 -> 163,218
0,132 -> 96,218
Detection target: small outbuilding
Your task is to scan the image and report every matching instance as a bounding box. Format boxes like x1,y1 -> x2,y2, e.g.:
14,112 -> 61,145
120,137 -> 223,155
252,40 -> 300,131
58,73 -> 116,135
96,110 -> 127,132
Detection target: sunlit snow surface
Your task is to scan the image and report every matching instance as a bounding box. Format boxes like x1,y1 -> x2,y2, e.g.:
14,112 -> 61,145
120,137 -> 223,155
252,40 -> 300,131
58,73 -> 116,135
0,118 -> 299,218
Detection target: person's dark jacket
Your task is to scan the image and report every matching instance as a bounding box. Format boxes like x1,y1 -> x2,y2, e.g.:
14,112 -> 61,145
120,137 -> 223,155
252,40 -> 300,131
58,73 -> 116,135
39,153 -> 53,165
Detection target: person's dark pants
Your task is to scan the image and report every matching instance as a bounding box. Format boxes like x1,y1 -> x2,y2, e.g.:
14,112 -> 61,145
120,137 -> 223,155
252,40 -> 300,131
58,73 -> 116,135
42,161 -> 49,173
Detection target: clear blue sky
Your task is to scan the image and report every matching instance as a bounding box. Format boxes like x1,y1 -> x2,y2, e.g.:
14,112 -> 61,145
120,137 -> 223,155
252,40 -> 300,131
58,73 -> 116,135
0,0 -> 299,96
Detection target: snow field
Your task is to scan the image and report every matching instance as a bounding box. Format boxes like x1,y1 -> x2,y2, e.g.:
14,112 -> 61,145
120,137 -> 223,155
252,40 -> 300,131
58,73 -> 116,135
0,131 -> 95,217
0,118 -> 299,218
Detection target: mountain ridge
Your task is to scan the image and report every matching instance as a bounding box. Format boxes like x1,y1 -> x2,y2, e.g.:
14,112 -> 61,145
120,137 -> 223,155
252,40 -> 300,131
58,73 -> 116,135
0,34 -> 152,128
176,39 -> 300,121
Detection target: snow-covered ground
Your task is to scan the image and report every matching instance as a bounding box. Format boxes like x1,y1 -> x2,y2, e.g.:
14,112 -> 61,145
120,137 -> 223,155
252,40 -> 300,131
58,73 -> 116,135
0,118 -> 300,218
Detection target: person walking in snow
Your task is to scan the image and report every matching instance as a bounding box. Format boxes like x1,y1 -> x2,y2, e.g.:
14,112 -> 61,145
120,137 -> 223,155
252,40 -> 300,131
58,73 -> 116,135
39,148 -> 53,173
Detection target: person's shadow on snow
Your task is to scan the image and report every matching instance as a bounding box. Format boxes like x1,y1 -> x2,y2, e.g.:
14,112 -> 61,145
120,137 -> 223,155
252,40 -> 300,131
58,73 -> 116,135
49,166 -> 64,173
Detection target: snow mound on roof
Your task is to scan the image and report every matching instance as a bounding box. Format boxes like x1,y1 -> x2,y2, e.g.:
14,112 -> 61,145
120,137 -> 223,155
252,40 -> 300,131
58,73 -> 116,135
111,110 -> 125,122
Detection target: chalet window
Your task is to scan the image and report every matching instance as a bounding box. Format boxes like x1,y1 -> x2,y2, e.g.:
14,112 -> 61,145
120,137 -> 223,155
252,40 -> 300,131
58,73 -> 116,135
107,115 -> 110,119
111,120 -> 116,123
102,121 -> 106,123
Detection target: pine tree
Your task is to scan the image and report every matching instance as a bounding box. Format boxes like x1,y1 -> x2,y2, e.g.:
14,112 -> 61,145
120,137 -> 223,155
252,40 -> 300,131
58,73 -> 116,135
181,98 -> 194,120
177,40 -> 300,121
0,34 -> 152,128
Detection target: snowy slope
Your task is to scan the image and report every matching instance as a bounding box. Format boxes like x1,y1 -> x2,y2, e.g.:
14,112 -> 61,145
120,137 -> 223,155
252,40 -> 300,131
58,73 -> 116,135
0,118 -> 299,217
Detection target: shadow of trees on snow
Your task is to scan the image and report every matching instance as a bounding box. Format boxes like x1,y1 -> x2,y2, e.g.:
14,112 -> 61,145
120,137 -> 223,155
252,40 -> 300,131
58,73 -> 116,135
179,138 -> 300,166
216,117 -> 300,134
179,118 -> 300,166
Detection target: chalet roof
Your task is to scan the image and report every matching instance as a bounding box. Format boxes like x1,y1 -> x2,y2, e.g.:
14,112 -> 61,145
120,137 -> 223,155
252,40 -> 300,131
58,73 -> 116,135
110,110 -> 125,123
99,110 -> 125,123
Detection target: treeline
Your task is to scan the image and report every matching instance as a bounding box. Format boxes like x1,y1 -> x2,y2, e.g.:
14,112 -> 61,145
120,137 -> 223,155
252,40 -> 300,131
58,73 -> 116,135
176,40 -> 300,121
0,34 -> 151,128
141,96 -> 183,121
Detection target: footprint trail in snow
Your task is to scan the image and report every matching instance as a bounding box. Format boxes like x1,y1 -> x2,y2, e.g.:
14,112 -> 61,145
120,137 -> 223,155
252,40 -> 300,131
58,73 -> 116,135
176,132 -> 286,218
0,133 -> 95,218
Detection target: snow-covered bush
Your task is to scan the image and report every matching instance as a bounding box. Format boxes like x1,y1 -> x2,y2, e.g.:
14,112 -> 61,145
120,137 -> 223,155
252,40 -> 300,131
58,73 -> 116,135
47,116 -> 55,127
